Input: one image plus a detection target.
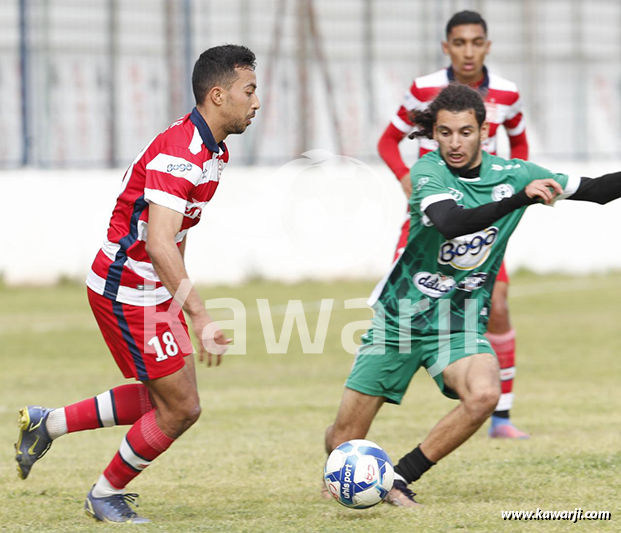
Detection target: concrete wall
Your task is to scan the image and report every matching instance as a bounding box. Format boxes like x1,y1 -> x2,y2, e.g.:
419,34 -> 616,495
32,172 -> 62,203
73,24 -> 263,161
2,159 -> 620,286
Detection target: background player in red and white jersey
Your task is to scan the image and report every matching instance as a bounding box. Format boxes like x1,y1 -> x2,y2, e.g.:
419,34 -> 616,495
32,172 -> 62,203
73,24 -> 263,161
15,45 -> 260,523
378,11 -> 528,439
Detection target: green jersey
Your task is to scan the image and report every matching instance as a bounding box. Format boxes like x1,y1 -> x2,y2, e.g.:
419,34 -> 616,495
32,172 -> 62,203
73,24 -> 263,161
370,150 -> 578,337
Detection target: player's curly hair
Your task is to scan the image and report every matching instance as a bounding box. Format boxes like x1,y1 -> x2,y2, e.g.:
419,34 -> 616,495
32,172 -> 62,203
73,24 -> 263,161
408,83 -> 486,140
192,44 -> 256,105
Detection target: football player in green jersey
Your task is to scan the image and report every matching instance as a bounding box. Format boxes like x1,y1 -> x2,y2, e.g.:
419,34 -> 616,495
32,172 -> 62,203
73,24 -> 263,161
324,83 -> 621,507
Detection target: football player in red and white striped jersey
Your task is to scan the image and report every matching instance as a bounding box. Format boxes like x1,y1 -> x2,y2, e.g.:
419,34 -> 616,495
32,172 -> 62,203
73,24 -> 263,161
378,11 -> 528,442
15,45 -> 260,523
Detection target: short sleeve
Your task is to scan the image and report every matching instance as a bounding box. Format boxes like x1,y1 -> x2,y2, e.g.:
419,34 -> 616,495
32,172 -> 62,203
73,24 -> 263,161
521,161 -> 581,201
144,147 -> 203,213
391,82 -> 425,134
410,163 -> 454,216
503,94 -> 526,137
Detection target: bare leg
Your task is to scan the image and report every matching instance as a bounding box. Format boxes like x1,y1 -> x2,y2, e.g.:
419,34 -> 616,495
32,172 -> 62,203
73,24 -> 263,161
325,388 -> 385,454
488,281 -> 511,333
419,353 -> 500,463
144,355 -> 201,439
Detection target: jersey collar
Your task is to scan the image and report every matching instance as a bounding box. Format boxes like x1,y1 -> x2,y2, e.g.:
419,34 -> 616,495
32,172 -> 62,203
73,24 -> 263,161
190,107 -> 226,155
446,151 -> 491,179
447,65 -> 489,92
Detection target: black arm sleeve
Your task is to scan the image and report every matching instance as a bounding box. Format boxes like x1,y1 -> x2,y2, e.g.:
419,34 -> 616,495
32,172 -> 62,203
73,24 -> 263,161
424,190 -> 537,240
567,172 -> 621,205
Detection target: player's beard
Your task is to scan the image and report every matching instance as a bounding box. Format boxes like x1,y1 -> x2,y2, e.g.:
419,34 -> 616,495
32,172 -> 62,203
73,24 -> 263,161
227,117 -> 248,135
224,117 -> 248,135
444,136 -> 482,174
221,103 -> 249,135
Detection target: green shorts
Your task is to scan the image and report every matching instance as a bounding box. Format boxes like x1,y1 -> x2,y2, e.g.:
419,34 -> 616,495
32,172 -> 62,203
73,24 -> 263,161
345,324 -> 496,404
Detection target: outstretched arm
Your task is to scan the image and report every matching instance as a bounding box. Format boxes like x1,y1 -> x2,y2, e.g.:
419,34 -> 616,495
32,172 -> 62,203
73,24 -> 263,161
566,172 -> 621,204
424,179 -> 563,240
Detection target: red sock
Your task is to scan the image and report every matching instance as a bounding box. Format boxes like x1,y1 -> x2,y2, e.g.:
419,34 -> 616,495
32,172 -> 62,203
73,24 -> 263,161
104,409 -> 175,489
486,329 -> 516,412
65,384 -> 153,433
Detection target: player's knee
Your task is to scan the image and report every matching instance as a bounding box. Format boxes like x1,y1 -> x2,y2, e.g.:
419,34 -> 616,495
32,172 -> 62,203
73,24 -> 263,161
163,400 -> 201,436
179,401 -> 201,427
463,387 -> 500,421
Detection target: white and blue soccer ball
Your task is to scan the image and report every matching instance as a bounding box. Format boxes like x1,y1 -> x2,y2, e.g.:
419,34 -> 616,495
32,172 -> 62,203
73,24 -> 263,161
324,439 -> 394,509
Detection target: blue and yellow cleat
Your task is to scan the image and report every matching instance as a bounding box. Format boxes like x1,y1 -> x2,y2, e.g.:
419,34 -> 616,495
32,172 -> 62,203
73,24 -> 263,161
15,406 -> 54,480
85,487 -> 150,524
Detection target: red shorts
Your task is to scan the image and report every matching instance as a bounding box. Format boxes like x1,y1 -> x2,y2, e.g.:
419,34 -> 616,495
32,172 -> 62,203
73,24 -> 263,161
394,217 -> 510,284
496,261 -> 509,284
87,288 -> 193,381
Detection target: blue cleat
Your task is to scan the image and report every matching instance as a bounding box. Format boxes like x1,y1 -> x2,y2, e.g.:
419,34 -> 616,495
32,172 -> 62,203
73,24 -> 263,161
15,406 -> 54,480
488,416 -> 530,439
85,487 -> 150,524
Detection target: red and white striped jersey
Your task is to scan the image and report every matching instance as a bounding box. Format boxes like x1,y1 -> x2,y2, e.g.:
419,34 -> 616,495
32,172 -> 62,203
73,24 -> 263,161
391,67 -> 526,156
87,108 -> 228,306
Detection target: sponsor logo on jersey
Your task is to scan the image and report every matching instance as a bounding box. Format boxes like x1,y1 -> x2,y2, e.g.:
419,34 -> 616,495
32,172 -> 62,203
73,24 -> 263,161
413,271 -> 456,298
166,162 -> 193,173
448,187 -> 464,202
438,227 -> 498,270
416,177 -> 429,191
456,272 -> 488,292
491,183 -> 515,201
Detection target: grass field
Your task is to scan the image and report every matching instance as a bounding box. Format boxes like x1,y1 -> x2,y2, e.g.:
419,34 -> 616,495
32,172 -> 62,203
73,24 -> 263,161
1,272 -> 620,532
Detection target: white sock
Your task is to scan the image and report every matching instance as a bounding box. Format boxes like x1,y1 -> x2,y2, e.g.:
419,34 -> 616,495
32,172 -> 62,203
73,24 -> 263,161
45,408 -> 68,440
92,474 -> 124,498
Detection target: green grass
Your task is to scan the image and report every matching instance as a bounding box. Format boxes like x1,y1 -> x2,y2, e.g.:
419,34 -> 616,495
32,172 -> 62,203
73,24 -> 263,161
1,273 -> 620,532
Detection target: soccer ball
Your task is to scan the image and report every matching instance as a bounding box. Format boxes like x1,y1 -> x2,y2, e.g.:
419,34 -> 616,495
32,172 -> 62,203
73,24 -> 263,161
324,439 -> 394,509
